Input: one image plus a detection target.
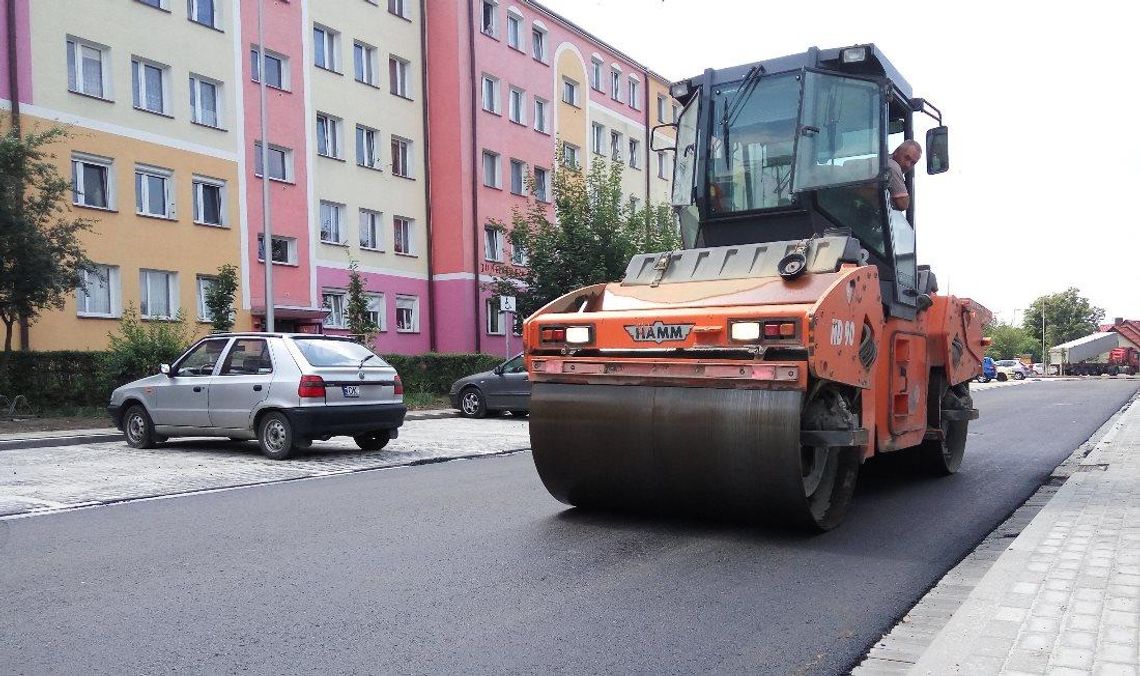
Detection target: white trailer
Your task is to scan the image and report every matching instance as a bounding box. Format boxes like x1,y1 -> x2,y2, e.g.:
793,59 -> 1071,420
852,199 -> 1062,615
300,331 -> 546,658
1049,332 -> 1121,375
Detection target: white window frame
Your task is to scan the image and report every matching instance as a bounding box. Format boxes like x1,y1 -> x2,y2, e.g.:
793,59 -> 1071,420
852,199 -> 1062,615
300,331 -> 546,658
510,241 -> 529,266
131,57 -> 170,115
562,78 -> 579,107
484,225 -> 503,262
319,200 -> 347,245
486,298 -> 505,336
591,123 -> 604,155
506,12 -> 523,50
531,27 -> 546,62
628,138 -> 641,170
359,209 -> 383,250
391,136 -> 413,178
481,74 -> 500,114
322,291 -> 347,329
395,295 -> 419,333
482,150 -> 501,189
508,87 -> 525,124
192,175 -> 226,227
66,37 -> 111,100
610,69 -> 621,103
257,234 -> 298,265
393,216 -> 414,255
71,153 -> 114,210
480,0 -> 497,37
590,58 -> 603,91
254,142 -> 292,182
136,0 -> 167,10
610,130 -> 623,162
189,74 -> 223,128
657,94 -> 668,123
562,143 -> 580,170
628,77 -> 640,110
353,41 -> 378,86
196,275 -> 216,322
139,269 -> 179,320
251,47 -> 288,90
388,0 -> 408,19
188,0 -> 220,29
533,97 -> 548,133
313,25 -> 340,72
366,293 -> 386,332
135,164 -> 175,219
356,125 -> 381,169
657,151 -> 669,179
533,166 -> 549,202
389,56 -> 412,98
509,158 -> 525,195
316,113 -> 343,159
76,264 -> 120,318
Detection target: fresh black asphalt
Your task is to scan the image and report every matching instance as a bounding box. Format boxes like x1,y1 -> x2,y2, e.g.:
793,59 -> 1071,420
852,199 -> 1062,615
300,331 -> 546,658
1,379 -> 1136,675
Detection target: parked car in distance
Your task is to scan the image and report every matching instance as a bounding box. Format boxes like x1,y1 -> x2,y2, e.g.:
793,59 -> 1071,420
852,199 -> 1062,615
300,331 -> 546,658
449,353 -> 530,418
108,333 -> 406,459
977,356 -> 997,382
994,359 -> 1031,380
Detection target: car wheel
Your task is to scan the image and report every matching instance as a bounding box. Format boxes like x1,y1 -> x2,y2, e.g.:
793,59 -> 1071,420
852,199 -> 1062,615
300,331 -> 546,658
123,404 -> 158,449
996,373 -> 1008,382
459,387 -> 487,418
258,412 -> 296,460
354,431 -> 390,451
509,410 -> 529,417
1013,371 -> 1025,380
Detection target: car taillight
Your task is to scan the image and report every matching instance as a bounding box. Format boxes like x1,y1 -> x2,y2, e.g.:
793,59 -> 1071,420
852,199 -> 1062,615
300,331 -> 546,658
393,374 -> 404,396
298,375 -> 326,398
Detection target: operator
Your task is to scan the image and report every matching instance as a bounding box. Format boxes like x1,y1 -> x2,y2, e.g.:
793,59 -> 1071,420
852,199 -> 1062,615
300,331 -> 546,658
887,140 -> 922,211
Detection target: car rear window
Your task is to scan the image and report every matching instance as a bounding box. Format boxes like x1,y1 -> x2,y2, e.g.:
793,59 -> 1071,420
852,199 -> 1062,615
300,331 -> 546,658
292,338 -> 390,367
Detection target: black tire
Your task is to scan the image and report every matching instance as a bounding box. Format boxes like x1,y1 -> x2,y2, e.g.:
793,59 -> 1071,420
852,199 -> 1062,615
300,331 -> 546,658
920,379 -> 971,475
996,372 -> 1008,382
509,410 -> 529,417
257,412 -> 296,460
353,431 -> 391,451
1013,371 -> 1025,380
123,404 -> 158,449
458,387 -> 487,418
799,388 -> 861,532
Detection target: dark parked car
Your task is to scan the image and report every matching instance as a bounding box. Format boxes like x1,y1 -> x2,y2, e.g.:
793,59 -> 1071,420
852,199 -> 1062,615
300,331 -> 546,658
449,353 -> 530,418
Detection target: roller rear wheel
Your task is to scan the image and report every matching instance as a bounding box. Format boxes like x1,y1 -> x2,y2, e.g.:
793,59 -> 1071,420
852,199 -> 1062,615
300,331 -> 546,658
920,380 -> 971,475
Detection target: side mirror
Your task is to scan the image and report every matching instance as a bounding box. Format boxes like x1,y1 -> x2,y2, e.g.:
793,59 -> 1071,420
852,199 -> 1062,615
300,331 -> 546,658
160,363 -> 172,377
926,126 -> 949,175
650,123 -> 678,152
493,365 -> 504,376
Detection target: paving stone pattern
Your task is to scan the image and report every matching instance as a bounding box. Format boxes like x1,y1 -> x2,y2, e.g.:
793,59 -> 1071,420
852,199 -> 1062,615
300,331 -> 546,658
0,417 -> 530,518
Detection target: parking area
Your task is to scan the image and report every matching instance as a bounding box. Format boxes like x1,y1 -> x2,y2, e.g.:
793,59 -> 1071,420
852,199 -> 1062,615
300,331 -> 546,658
0,416 -> 530,518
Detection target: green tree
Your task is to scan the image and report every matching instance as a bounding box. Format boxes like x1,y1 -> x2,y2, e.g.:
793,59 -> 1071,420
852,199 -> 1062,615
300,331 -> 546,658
1022,288 -> 1104,350
103,306 -> 194,386
204,263 -> 239,333
344,259 -> 379,346
0,126 -> 93,361
984,322 -> 1040,361
489,144 -> 680,322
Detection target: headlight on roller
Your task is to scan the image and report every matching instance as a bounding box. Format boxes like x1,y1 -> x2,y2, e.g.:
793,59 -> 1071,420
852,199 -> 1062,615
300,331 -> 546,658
565,326 -> 592,344
730,321 -> 761,342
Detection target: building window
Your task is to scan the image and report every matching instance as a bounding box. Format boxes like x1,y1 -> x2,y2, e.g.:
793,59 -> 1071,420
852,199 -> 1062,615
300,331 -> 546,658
508,87 -> 525,124
562,143 -> 579,170
393,216 -> 414,254
484,225 -> 503,262
360,209 -> 382,250
591,123 -> 604,155
630,196 -> 641,212
365,294 -> 386,331
657,94 -> 667,123
354,42 -> 377,85
672,103 -> 680,122
137,0 -> 166,10
388,0 -> 407,19
131,58 -> 169,114
591,58 -> 603,91
481,75 -> 500,113
257,234 -> 297,264
356,125 -> 380,169
188,0 -> 219,29
196,275 -> 216,322
389,56 -> 411,98
323,291 -> 346,328
76,264 -> 118,317
486,298 -> 505,336
66,38 -> 109,99
561,77 -> 578,106
316,114 -> 342,159
628,138 -> 641,169
71,154 -> 113,209
480,0 -> 496,36
511,242 -> 528,266
533,166 -> 549,202
313,25 -> 340,72
391,137 -> 413,178
135,165 -> 174,218
610,131 -> 623,162
254,142 -> 291,181
531,27 -> 546,61
509,159 -> 525,195
657,151 -> 669,179
189,75 -> 222,128
533,96 -> 547,132
395,295 -> 419,332
140,269 -> 178,320
610,69 -> 621,102
320,200 -> 346,244
628,77 -> 640,110
506,13 -> 523,50
193,176 -> 225,226
250,48 -> 286,89
482,150 -> 501,189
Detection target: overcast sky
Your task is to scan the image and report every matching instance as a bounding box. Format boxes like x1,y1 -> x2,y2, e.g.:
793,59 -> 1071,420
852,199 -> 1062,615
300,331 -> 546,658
539,0 -> 1139,325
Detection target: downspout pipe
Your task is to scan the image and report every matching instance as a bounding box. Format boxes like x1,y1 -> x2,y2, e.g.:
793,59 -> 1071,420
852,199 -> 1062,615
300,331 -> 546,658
642,67 -> 650,225
419,0 -> 436,352
466,0 -> 480,353
6,0 -> 29,350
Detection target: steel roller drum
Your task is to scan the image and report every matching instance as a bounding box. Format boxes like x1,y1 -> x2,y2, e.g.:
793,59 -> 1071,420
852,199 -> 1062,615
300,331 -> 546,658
530,383 -> 843,528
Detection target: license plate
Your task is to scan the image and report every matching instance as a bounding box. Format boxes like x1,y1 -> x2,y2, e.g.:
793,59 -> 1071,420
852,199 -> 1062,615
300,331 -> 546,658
342,385 -> 361,398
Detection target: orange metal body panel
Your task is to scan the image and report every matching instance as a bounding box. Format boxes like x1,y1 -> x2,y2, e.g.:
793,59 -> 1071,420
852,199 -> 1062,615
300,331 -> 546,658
805,264 -> 883,389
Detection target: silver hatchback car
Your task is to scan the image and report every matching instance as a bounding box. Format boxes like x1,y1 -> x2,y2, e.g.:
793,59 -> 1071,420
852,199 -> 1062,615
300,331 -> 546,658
108,333 -> 406,459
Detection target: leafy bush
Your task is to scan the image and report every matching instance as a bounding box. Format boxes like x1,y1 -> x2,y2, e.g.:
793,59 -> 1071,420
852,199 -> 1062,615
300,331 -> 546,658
103,306 -> 195,387
0,350 -> 109,409
382,353 -> 504,395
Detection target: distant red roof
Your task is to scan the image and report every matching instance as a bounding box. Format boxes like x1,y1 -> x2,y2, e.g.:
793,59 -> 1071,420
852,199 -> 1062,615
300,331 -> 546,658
1103,320 -> 1140,348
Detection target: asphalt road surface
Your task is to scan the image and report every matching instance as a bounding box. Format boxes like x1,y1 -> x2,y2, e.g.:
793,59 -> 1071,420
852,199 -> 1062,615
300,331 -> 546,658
2,379 -> 1136,675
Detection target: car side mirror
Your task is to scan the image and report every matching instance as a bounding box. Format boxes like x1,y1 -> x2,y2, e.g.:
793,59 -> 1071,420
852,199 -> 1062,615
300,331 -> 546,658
650,123 -> 678,152
493,365 -> 504,376
160,363 -> 172,377
926,126 -> 949,175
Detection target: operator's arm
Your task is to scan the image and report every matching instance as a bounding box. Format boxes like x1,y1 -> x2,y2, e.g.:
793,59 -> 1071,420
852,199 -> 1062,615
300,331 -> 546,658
887,159 -> 909,211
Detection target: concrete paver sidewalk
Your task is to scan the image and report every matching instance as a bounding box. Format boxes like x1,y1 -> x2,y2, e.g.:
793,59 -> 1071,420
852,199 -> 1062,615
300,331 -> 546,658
909,397 -> 1140,675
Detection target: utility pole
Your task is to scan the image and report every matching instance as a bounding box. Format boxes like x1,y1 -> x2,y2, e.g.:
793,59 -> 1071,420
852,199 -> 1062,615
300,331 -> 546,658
1042,303 -> 1048,375
257,0 -> 274,332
